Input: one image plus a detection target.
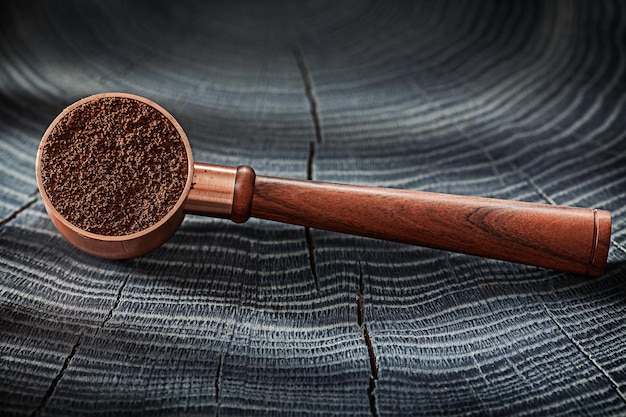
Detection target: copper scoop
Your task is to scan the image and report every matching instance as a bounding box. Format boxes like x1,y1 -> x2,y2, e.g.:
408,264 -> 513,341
36,93 -> 611,276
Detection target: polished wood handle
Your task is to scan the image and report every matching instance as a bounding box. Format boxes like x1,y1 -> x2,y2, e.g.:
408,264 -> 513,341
187,165 -> 611,276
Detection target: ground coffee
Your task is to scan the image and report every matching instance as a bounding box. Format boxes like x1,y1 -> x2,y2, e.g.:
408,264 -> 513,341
39,96 -> 188,236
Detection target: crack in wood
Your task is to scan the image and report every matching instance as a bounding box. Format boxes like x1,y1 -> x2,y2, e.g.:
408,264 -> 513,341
293,45 -> 322,291
31,270 -> 131,415
214,350 -> 223,417
523,174 -> 557,205
305,227 -> 319,291
305,142 -> 319,290
292,45 -> 323,144
95,272 -> 131,337
0,194 -> 38,228
357,262 -> 379,417
307,141 -> 315,182
540,299 -> 626,405
32,332 -> 83,417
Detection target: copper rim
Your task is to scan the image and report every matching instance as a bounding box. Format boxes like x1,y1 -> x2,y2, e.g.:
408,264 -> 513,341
36,92 -> 194,258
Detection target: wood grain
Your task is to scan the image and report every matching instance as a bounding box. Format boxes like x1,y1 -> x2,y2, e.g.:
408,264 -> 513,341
249,175 -> 611,276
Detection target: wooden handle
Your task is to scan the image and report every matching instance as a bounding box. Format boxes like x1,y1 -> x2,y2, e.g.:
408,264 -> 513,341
187,165 -> 612,276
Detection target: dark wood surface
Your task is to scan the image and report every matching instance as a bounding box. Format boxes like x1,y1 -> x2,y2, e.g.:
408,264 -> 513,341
1,1 -> 626,416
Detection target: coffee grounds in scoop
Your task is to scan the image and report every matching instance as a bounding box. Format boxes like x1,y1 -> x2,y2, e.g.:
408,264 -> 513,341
39,96 -> 189,236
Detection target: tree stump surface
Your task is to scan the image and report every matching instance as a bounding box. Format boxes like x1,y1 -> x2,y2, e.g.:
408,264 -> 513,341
1,1 -> 625,415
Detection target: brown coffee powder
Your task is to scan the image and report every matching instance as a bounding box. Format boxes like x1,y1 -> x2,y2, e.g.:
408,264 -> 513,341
40,96 -> 188,236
